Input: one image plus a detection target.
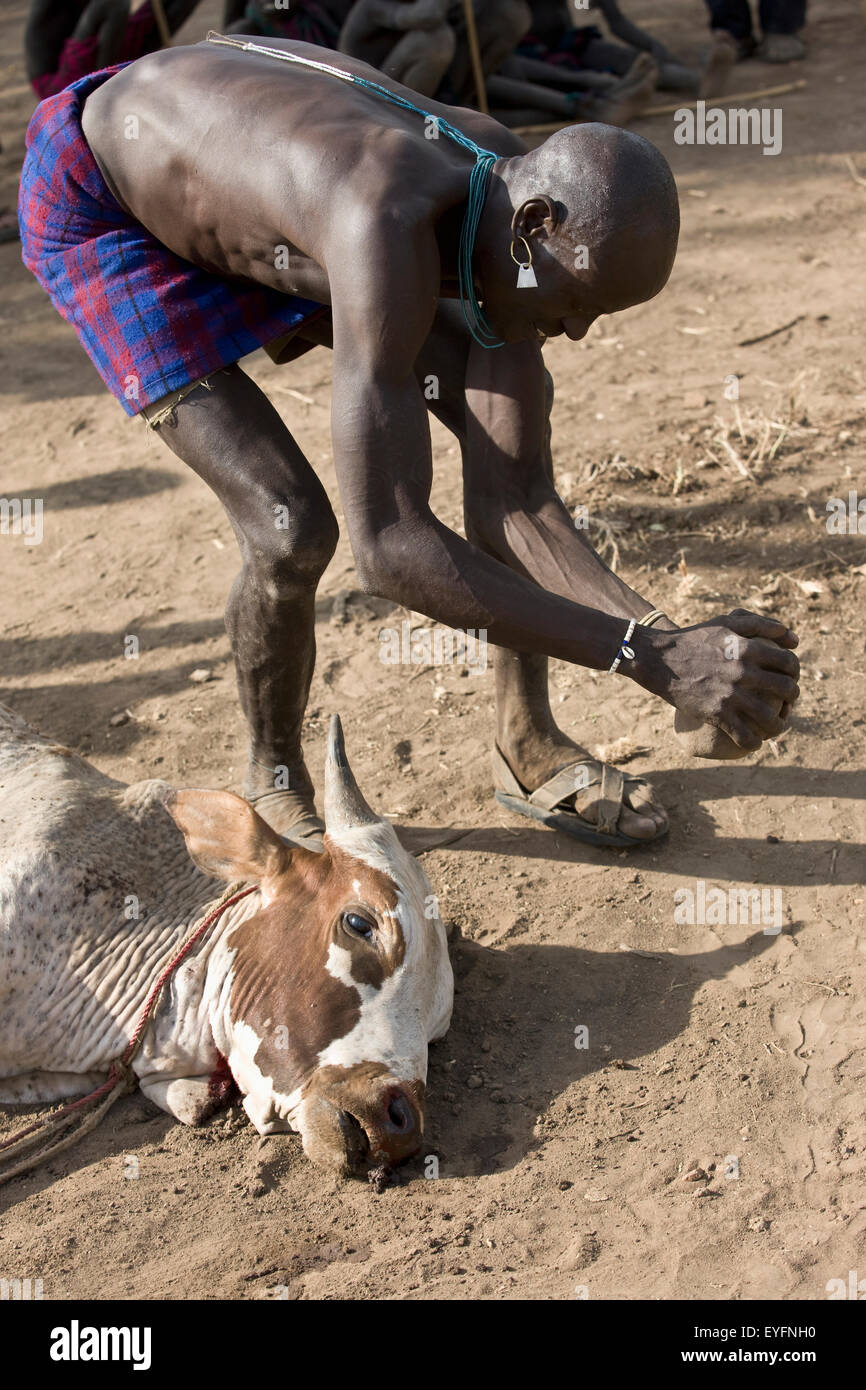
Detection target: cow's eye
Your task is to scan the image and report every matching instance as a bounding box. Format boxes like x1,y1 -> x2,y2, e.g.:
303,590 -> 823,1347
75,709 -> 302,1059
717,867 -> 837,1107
344,911 -> 376,941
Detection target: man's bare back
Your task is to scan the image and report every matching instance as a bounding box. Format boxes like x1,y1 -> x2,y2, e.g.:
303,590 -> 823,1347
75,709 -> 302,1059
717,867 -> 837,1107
81,38 -> 519,306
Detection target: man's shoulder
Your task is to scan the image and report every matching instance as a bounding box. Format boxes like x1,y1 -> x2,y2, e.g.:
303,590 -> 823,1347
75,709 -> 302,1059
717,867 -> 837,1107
453,112 -> 527,159
415,95 -> 526,159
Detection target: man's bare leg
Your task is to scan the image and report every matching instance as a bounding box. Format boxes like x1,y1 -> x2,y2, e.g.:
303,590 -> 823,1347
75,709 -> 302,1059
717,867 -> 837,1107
489,53 -> 658,129
414,307 -> 667,841
152,363 -> 339,839
381,26 -> 457,97
582,23 -> 736,97
338,3 -> 456,98
697,31 -> 737,97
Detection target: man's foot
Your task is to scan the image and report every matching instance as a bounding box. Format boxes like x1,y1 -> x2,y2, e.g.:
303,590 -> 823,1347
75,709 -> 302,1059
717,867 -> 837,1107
243,755 -> 325,847
757,33 -> 807,63
496,728 -> 668,841
592,53 -> 659,126
698,31 -> 738,97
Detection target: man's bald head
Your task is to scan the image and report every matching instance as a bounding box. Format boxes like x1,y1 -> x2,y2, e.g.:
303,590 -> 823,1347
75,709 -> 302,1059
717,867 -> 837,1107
513,124 -> 679,300
479,124 -> 680,344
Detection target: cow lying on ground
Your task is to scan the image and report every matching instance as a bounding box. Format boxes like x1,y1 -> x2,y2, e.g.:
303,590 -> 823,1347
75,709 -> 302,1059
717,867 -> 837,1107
0,706 -> 453,1176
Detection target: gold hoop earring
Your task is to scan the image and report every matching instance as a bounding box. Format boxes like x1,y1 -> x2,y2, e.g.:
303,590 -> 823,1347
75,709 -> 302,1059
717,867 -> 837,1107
509,235 -> 538,289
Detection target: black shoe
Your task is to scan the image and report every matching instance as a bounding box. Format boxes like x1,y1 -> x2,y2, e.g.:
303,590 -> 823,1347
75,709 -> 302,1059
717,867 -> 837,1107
757,32 -> 807,62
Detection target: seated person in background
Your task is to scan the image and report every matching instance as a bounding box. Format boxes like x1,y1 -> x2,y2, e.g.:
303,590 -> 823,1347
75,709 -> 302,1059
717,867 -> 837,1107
25,0 -> 202,98
338,0 -> 455,99
441,0 -> 532,104
441,0 -> 658,129
507,0 -> 736,101
223,0 -> 352,47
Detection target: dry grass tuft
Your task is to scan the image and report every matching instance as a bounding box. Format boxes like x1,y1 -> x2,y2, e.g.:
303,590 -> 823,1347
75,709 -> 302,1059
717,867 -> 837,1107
706,369 -> 821,481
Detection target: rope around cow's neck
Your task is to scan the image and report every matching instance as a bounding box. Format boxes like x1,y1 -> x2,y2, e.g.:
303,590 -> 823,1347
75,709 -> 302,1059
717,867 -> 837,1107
0,881 -> 257,1187
205,31 -> 505,349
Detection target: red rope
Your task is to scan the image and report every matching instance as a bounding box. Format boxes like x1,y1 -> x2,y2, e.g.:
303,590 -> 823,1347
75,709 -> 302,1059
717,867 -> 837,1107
0,885 -> 257,1156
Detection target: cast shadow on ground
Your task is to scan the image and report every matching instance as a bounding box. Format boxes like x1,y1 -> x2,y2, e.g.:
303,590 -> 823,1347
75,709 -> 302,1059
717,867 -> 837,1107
417,924 -> 797,1179
0,619 -> 227,678
4,467 -> 181,510
398,758 -> 865,886
0,1095 -> 176,1213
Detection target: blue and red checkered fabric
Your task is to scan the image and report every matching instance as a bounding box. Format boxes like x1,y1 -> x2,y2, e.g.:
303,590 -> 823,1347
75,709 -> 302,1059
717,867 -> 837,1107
19,64 -> 324,416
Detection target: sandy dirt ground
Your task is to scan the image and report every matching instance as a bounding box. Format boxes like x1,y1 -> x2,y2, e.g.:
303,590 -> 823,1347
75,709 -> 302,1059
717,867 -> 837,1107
1,0 -> 865,1302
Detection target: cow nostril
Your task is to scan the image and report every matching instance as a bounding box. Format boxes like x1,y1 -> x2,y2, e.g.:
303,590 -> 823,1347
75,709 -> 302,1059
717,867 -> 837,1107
387,1094 -> 413,1132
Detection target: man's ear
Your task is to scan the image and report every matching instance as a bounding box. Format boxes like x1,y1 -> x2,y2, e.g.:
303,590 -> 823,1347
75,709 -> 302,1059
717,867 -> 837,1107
165,789 -> 293,891
512,196 -> 559,241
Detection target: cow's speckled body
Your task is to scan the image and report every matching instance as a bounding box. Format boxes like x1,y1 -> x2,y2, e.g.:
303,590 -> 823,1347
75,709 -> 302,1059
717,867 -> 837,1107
0,706 -> 452,1173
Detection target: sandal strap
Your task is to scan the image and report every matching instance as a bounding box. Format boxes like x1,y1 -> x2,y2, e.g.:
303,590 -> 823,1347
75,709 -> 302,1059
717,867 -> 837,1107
596,763 -> 626,836
494,745 -> 640,835
491,745 -> 526,799
530,761 -> 599,812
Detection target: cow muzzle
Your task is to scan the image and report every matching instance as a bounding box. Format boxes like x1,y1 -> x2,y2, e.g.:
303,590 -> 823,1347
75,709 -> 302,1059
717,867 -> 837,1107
298,1068 -> 425,1176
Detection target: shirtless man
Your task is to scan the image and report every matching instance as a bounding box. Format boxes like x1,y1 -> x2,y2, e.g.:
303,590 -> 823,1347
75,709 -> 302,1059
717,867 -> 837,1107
19,36 -> 799,849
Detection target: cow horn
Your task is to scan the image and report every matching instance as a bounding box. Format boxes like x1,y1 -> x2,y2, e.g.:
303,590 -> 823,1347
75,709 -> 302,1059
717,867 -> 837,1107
324,714 -> 380,832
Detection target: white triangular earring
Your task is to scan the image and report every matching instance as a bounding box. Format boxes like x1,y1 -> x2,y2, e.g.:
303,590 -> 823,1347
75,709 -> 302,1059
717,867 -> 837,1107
510,236 -> 538,289
517,262 -> 538,289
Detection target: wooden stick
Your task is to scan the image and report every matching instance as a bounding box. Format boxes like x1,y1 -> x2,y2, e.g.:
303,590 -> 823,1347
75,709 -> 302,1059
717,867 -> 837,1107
511,79 -> 807,136
844,154 -> 866,189
639,78 -> 807,118
150,0 -> 172,49
737,315 -> 804,348
461,0 -> 489,116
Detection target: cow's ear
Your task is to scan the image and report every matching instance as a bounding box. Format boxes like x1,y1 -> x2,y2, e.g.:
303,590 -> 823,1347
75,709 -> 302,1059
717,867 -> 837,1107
165,789 -> 292,889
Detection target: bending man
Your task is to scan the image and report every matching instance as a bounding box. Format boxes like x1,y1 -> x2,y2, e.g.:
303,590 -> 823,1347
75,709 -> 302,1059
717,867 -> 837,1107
19,35 -> 799,848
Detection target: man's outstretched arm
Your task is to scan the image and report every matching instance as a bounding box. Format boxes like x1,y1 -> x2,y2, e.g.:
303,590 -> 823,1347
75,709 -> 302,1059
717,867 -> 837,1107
461,333 -> 799,747
328,237 -> 798,749
328,232 -> 664,672
463,333 -> 663,625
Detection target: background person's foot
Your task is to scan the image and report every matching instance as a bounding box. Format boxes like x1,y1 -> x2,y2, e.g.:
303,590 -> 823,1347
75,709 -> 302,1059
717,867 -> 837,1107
593,53 -> 658,126
757,33 -> 807,63
698,31 -> 738,98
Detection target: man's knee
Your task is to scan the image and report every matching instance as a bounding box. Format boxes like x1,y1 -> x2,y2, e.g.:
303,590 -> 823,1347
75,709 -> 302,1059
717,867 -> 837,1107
430,23 -> 457,69
248,493 -> 339,592
482,0 -> 531,47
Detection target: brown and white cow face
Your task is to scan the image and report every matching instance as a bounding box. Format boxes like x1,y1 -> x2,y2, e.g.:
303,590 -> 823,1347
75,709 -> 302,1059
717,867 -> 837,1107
168,717 -> 452,1175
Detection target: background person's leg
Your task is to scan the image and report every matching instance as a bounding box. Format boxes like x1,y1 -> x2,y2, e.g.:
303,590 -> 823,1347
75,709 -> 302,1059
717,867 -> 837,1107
501,53 -> 615,91
760,0 -> 807,33
446,0 -> 531,101
73,0 -> 130,67
381,24 -> 457,96
152,364 -> 339,838
582,35 -> 646,75
757,0 -> 807,59
703,0 -> 757,55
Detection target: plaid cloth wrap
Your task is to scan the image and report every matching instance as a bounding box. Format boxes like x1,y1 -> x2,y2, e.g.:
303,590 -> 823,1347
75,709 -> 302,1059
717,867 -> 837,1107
18,64 -> 324,416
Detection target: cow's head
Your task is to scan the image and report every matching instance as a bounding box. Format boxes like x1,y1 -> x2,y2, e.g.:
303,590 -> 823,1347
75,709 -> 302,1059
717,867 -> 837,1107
167,717 -> 453,1175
